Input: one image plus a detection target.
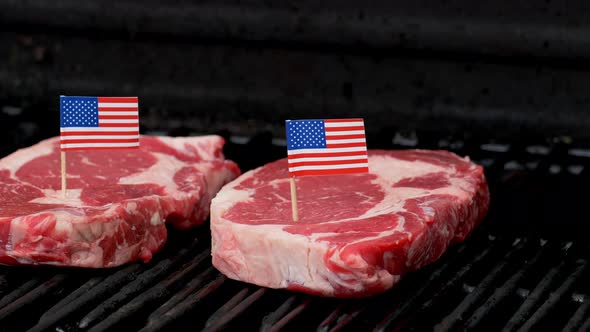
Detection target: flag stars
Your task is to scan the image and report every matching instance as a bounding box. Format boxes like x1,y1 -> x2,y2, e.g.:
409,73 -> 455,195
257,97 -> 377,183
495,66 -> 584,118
60,97 -> 100,127
286,120 -> 326,150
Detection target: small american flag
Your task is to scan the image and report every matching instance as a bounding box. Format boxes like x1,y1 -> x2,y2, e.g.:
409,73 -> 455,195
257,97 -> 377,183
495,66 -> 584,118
286,118 -> 369,176
60,96 -> 140,151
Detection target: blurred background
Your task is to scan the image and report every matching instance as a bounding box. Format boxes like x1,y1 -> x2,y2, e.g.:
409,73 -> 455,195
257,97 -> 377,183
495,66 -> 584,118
2,1 -> 590,151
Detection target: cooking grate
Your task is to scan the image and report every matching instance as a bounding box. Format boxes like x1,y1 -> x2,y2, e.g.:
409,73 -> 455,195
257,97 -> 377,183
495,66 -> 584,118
0,130 -> 589,332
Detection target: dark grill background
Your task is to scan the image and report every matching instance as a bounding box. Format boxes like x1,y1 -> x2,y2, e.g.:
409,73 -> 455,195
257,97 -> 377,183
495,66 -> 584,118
0,1 -> 589,331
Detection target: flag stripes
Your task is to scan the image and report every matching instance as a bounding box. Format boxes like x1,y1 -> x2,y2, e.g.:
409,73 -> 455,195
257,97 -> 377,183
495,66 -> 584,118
60,96 -> 140,151
286,118 -> 368,177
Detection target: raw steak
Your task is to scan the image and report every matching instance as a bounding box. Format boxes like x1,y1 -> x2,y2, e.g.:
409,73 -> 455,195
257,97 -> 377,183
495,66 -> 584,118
211,150 -> 489,297
0,135 -> 240,267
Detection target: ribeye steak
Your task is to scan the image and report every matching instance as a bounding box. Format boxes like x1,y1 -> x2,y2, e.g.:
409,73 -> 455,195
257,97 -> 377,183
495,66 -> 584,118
211,150 -> 489,297
0,135 -> 240,267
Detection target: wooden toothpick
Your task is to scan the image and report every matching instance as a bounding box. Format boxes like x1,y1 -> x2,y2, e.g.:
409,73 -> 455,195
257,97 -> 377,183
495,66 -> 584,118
61,151 -> 67,198
289,176 -> 299,222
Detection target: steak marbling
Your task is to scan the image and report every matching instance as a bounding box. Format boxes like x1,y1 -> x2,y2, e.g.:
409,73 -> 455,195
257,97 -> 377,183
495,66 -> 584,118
0,135 -> 240,267
211,150 -> 489,297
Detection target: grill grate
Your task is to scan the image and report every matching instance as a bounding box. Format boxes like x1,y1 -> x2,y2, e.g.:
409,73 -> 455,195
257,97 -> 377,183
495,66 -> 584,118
0,130 -> 589,332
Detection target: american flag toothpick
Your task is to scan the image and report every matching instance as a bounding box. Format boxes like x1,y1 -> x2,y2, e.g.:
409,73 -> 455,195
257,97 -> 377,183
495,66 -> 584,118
285,118 -> 369,221
59,96 -> 140,197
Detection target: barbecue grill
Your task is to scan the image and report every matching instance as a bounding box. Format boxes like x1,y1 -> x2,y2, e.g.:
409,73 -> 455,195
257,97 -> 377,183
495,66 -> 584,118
1,1 -> 589,331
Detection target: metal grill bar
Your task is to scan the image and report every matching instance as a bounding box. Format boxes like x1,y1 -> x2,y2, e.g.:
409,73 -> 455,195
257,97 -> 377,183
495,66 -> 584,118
324,306 -> 364,332
465,242 -> 548,329
78,240 -> 204,329
140,275 -> 227,332
578,313 -> 590,332
390,239 -> 496,331
29,264 -> 143,332
372,242 -> 470,331
0,277 -> 43,310
87,250 -> 210,332
516,260 -> 588,332
149,266 -> 218,323
0,274 -> 9,296
0,274 -> 67,321
421,241 -> 497,310
316,304 -> 347,332
261,297 -> 313,332
41,276 -> 105,318
207,287 -> 252,328
503,260 -> 567,331
258,295 -> 300,332
205,288 -> 269,331
562,297 -> 590,332
434,240 -> 526,331
318,301 -> 377,332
